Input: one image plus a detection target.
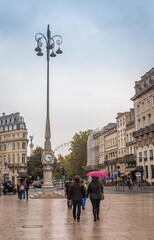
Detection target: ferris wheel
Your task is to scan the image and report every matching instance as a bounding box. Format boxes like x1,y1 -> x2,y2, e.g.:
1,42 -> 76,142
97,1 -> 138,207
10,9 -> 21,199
54,142 -> 72,159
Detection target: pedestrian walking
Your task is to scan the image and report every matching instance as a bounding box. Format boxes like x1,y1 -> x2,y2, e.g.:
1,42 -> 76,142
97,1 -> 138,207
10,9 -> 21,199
25,179 -> 29,200
81,180 -> 87,210
17,180 -> 21,199
87,176 -> 104,221
68,175 -> 86,222
19,178 -> 26,200
65,177 -> 73,209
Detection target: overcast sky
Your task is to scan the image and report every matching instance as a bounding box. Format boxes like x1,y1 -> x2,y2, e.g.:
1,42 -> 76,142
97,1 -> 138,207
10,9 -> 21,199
0,0 -> 154,154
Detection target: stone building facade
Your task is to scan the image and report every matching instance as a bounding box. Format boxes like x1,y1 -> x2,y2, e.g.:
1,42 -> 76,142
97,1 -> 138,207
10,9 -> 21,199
131,68 -> 154,184
86,111 -> 136,178
86,129 -> 100,171
0,112 -> 28,185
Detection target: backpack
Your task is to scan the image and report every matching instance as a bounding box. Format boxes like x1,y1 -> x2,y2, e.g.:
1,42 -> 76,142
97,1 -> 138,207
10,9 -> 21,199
20,185 -> 24,191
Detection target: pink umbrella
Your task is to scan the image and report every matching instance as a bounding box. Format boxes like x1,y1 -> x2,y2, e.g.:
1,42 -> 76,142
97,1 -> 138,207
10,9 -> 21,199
87,171 -> 109,178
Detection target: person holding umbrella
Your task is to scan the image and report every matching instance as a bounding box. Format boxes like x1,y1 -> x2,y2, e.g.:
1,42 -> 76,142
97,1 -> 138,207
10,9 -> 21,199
87,173 -> 104,222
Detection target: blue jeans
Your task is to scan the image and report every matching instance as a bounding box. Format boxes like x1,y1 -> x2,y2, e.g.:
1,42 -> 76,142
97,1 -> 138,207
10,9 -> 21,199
18,192 -> 21,199
82,194 -> 87,206
20,190 -> 25,199
72,200 -> 82,220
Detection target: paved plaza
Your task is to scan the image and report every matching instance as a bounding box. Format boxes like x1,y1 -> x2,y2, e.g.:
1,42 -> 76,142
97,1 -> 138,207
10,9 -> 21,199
0,190 -> 154,240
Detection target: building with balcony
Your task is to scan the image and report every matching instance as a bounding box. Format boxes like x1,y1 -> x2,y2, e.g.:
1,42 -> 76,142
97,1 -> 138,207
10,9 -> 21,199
131,68 -> 154,184
0,112 -> 28,185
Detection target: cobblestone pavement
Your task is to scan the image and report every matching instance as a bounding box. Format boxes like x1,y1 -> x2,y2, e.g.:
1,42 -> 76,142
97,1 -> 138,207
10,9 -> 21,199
0,191 -> 154,240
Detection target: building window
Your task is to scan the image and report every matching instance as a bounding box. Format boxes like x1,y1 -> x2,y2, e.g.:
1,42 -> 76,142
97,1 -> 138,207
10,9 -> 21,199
23,134 -> 26,139
11,117 -> 14,123
12,143 -> 15,150
13,125 -> 17,130
143,117 -> 146,128
138,119 -> 140,129
8,144 -> 11,151
142,102 -> 145,111
151,165 -> 154,179
145,166 -> 148,179
5,126 -> 8,132
144,151 -> 147,161
13,154 -> 15,164
9,125 -> 12,131
150,150 -> 153,161
148,114 -> 151,125
139,152 -> 142,162
13,135 -> 15,139
17,143 -> 20,149
4,144 -> 6,151
0,145 -> 1,151
0,127 -> 3,133
22,154 -> 26,165
22,142 -> 26,149
17,134 -> 20,139
20,124 -> 24,129
0,156 -> 1,164
17,154 -> 20,163
147,99 -> 150,108
137,105 -> 140,114
153,96 -> 154,105
8,155 -> 10,164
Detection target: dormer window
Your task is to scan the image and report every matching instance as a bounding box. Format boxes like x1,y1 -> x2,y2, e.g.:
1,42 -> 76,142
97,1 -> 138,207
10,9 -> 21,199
5,126 -> 8,132
7,118 -> 10,124
20,124 -> 24,129
13,125 -> 17,130
9,125 -> 12,131
11,117 -> 14,123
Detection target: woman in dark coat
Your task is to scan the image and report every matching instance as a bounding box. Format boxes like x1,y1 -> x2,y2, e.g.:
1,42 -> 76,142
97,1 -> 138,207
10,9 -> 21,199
87,177 -> 104,221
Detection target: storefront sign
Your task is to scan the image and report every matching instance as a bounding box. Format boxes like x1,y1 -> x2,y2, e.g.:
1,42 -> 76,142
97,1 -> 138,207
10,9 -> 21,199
135,172 -> 141,177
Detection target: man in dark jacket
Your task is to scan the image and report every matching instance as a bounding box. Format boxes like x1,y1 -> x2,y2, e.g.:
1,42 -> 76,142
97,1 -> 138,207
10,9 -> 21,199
68,175 -> 86,222
87,177 -> 104,221
65,177 -> 73,209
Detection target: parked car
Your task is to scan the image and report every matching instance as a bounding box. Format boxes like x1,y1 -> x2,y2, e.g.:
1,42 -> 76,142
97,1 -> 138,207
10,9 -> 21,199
33,181 -> 42,188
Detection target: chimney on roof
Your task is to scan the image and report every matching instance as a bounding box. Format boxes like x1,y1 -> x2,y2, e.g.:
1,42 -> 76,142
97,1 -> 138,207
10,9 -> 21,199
2,112 -> 5,116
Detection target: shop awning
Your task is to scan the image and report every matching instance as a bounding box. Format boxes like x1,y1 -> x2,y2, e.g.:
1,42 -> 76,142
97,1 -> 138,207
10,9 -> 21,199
121,168 -> 136,176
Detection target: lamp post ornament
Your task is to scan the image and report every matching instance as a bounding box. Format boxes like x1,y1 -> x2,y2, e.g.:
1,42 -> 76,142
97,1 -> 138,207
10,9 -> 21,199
35,25 -> 63,190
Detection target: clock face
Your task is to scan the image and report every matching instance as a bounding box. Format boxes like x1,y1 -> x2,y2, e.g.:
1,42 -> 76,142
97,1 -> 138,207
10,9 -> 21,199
45,153 -> 53,162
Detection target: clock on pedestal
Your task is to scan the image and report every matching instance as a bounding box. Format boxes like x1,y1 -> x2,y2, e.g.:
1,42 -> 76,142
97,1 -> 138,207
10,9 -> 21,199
42,149 -> 54,190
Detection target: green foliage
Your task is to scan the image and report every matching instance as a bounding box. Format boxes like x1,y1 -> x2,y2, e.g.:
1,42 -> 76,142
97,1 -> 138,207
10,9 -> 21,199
53,130 -> 92,180
28,147 -> 43,180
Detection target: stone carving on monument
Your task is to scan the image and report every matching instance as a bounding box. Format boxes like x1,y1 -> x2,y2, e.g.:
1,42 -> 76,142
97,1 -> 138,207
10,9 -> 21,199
29,135 -> 34,156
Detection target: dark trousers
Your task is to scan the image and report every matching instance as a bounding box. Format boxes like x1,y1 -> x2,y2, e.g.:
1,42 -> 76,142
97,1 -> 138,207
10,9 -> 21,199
90,199 -> 100,219
72,200 -> 82,220
26,190 -> 28,200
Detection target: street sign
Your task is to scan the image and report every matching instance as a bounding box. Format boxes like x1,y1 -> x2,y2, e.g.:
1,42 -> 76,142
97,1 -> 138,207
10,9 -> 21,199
135,172 -> 141,177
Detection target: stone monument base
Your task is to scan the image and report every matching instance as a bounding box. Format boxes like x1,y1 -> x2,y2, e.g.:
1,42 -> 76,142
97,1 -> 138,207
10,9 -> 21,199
41,185 -> 54,192
30,191 -> 64,199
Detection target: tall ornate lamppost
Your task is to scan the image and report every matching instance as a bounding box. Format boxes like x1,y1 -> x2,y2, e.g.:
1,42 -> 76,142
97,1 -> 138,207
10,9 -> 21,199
35,25 -> 63,191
